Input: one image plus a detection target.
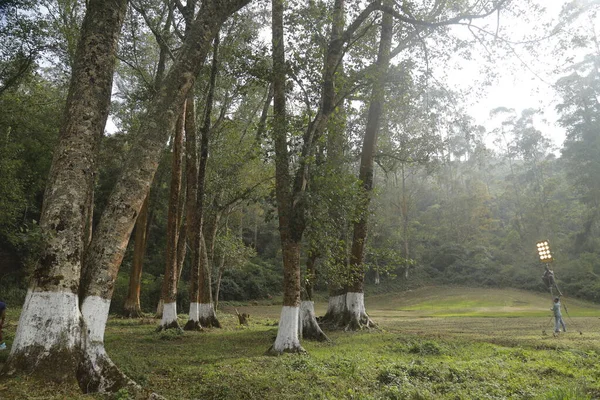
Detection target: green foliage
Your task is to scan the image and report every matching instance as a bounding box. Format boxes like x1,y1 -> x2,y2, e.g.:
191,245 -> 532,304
0,74 -> 61,285
113,387 -> 133,400
0,1 -> 51,94
407,340 -> 444,356
156,328 -> 184,341
218,259 -> 281,301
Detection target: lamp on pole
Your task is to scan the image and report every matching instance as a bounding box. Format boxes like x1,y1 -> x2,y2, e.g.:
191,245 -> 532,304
536,240 -> 553,263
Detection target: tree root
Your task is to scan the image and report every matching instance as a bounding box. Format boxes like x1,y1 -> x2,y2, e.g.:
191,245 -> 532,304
77,343 -> 165,399
300,301 -> 330,342
199,315 -> 221,328
183,320 -> 203,331
156,320 -> 182,332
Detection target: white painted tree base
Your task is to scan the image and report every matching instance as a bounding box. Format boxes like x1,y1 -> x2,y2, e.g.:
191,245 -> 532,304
322,294 -> 345,320
268,306 -> 305,354
78,295 -> 139,393
299,301 -> 328,342
345,292 -> 366,318
320,292 -> 375,330
188,302 -> 200,321
183,302 -> 202,331
344,292 -> 375,330
10,290 -> 81,359
197,302 -> 220,328
158,302 -> 180,330
155,299 -> 164,319
81,296 -> 110,343
198,303 -> 215,319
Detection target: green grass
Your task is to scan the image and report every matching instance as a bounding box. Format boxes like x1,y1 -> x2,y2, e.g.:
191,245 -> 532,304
1,286 -> 600,399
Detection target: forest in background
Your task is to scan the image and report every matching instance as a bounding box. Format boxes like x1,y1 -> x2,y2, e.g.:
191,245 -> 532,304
0,0 -> 599,315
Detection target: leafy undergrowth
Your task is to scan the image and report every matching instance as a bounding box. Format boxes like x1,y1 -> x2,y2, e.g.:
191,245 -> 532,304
1,287 -> 599,399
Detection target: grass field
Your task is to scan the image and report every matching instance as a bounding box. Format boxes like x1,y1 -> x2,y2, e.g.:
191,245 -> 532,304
1,286 -> 600,399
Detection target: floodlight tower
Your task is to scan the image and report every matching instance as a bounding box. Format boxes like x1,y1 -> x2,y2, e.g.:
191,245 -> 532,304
536,240 -> 553,263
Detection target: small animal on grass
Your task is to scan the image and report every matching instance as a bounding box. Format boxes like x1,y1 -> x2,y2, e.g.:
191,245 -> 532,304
235,309 -> 249,326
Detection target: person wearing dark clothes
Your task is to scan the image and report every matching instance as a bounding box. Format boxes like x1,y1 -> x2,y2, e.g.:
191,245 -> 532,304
542,266 -> 555,288
0,301 -> 6,350
543,266 -> 563,296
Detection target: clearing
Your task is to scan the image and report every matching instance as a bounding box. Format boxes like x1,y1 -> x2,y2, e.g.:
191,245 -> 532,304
1,286 -> 599,399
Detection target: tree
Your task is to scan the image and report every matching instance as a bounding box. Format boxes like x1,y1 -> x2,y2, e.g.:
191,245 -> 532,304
194,35 -> 221,328
158,110 -> 185,331
123,194 -> 150,318
344,0 -> 393,330
267,0 -> 305,354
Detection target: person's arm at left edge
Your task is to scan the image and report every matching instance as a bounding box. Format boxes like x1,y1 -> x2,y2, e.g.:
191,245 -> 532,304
0,302 -> 6,329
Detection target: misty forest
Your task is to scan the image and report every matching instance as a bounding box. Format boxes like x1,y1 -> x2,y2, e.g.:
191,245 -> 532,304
1,0 -> 600,399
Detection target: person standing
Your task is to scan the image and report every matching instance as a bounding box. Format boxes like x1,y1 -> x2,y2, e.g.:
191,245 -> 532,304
552,297 -> 566,333
0,301 -> 6,349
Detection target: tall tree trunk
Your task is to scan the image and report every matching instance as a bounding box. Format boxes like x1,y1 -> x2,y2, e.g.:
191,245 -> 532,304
175,161 -> 187,286
195,35 -> 221,328
400,164 -> 410,279
309,0 -> 359,329
267,0 -> 305,355
4,0 -> 128,388
203,200 -> 222,271
158,109 -> 186,331
213,211 -> 229,311
213,243 -> 226,311
344,1 -> 392,330
197,231 -> 219,326
316,0 -> 350,329
182,88 -> 202,331
176,221 -> 187,283
123,193 -> 149,318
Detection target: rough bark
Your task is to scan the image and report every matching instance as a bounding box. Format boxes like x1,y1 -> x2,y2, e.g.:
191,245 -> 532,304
197,232 -> 220,327
176,221 -> 187,283
123,194 -> 149,318
4,0 -> 128,383
159,110 -> 185,331
203,208 -> 221,272
213,249 -> 226,311
155,299 -> 164,319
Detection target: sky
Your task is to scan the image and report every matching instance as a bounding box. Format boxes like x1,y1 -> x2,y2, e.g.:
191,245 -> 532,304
443,0 -> 596,152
